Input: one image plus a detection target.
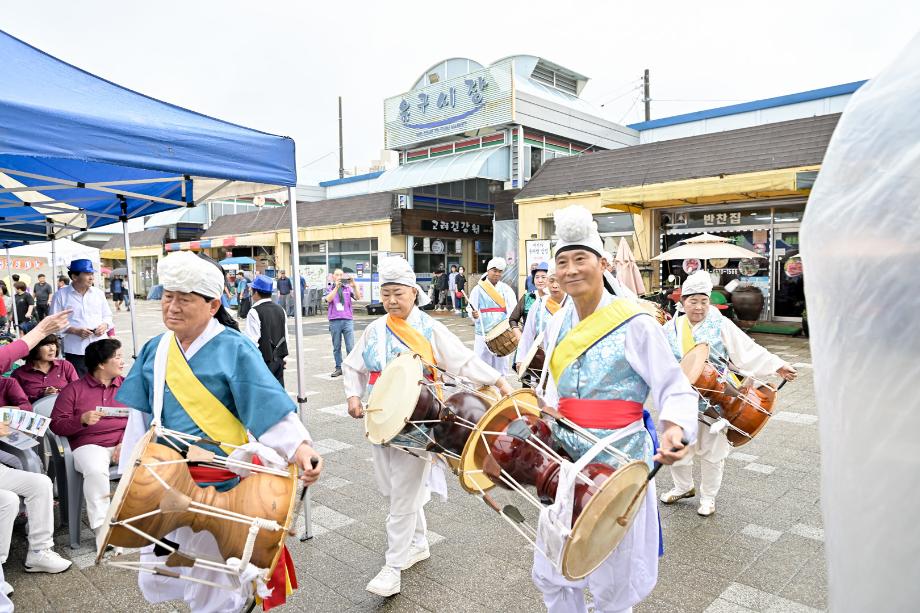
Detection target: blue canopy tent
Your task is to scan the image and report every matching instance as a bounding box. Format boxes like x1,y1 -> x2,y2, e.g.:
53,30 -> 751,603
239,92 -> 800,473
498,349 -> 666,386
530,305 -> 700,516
0,29 -> 315,534
219,256 -> 258,266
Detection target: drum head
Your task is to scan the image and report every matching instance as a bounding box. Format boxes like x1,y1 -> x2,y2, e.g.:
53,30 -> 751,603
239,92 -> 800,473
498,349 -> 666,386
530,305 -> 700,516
484,318 -> 510,341
561,460 -> 649,580
96,428 -> 156,560
458,389 -> 541,493
516,331 -> 545,379
365,353 -> 424,445
680,343 -> 710,384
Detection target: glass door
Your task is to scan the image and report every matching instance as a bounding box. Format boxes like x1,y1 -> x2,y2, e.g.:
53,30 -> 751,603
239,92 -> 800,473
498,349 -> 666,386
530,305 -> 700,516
772,229 -> 804,320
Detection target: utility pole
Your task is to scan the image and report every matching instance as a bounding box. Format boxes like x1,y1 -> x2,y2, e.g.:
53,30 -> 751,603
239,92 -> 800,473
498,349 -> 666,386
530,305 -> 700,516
338,96 -> 345,179
643,69 -> 651,121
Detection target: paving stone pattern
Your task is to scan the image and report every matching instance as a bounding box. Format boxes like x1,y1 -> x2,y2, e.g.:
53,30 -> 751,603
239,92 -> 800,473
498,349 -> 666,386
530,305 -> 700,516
5,303 -> 825,612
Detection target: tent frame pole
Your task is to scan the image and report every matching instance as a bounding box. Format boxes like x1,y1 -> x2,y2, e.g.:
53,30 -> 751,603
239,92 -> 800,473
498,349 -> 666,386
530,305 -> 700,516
119,198 -> 139,358
48,219 -> 57,291
5,248 -> 18,333
286,186 -> 312,539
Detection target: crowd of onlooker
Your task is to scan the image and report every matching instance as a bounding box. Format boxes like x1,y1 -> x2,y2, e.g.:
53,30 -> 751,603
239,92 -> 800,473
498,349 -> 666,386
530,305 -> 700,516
0,259 -> 132,603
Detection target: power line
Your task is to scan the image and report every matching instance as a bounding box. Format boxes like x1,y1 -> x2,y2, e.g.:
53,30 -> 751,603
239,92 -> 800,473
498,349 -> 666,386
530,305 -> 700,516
599,84 -> 643,108
618,92 -> 643,124
593,77 -> 644,106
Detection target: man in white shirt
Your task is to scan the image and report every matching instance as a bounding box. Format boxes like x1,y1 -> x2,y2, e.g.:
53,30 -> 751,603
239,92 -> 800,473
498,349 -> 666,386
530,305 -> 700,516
50,259 -> 113,376
244,274 -> 288,385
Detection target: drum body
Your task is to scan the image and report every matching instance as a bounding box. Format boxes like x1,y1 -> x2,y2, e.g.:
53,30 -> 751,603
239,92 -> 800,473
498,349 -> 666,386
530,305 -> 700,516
485,319 -> 519,357
680,343 -> 777,446
366,353 -> 441,446
99,429 -> 297,570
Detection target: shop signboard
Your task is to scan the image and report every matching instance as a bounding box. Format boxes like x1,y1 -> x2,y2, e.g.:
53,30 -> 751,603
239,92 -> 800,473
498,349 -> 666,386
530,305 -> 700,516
384,59 -> 514,149
525,239 -> 552,269
396,209 -> 492,239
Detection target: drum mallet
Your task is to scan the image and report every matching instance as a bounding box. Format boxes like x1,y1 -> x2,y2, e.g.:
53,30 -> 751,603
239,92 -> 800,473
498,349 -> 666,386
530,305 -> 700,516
290,456 -> 320,541
647,437 -> 690,481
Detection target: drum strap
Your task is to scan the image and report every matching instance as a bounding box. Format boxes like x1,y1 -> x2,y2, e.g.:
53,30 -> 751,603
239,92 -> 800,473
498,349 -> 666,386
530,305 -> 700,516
386,314 -> 435,366
476,279 -> 506,310
156,332 -> 248,455
548,299 -> 645,384
480,308 -> 505,313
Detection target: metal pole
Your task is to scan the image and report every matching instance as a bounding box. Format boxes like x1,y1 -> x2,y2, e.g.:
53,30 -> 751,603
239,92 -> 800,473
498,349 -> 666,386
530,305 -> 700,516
643,69 -> 651,122
338,96 -> 345,179
286,186 -> 313,539
5,248 -> 19,333
47,219 -> 57,289
120,202 -> 139,358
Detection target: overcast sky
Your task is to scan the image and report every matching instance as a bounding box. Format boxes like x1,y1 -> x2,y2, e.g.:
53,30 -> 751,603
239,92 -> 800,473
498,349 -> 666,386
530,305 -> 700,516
5,1 -> 918,185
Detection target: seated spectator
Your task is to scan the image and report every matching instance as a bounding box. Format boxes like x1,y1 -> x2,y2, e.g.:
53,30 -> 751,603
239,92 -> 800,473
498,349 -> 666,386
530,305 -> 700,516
12,335 -> 79,403
50,338 -> 127,539
0,420 -> 72,586
0,377 -> 29,412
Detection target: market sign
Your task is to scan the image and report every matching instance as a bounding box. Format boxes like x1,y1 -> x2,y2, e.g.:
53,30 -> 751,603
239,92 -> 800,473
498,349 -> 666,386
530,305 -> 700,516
393,209 -> 492,239
0,257 -> 46,270
384,59 -> 514,149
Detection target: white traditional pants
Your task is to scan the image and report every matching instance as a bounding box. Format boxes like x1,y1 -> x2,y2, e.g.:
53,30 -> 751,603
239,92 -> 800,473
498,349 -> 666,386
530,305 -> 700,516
532,481 -> 658,613
72,444 -> 116,530
371,445 -> 431,569
138,526 -> 251,613
0,464 -> 55,562
668,426 -> 731,500
473,335 -> 511,375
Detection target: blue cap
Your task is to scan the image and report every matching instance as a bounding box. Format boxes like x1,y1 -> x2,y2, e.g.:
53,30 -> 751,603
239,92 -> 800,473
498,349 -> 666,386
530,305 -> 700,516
68,259 -> 95,273
532,261 -> 549,275
251,275 -> 274,294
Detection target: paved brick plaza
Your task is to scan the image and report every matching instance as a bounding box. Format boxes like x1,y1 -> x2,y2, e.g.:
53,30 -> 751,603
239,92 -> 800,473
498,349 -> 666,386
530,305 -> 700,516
5,301 -> 825,612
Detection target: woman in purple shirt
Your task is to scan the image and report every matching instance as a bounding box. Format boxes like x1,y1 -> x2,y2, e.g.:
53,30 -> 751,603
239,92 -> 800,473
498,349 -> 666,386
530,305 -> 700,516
12,335 -> 79,403
50,338 -> 127,539
325,269 -> 362,378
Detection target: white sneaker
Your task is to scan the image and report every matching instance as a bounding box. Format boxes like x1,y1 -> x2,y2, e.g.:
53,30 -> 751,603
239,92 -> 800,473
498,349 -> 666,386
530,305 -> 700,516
402,543 -> 430,570
659,487 -> 695,504
24,548 -> 72,573
365,565 -> 401,597
698,498 -> 716,517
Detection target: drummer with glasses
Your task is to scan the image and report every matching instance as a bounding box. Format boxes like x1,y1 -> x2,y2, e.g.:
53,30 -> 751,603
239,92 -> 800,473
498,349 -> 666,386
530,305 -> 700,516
660,271 -> 796,516
467,257 -> 519,375
343,256 -> 513,598
533,205 -> 699,613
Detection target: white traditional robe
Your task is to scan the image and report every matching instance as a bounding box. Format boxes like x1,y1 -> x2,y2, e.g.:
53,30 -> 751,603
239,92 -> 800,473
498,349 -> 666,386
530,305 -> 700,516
534,291 -> 698,613
343,307 -> 500,569
467,279 -> 518,375
664,307 -> 787,500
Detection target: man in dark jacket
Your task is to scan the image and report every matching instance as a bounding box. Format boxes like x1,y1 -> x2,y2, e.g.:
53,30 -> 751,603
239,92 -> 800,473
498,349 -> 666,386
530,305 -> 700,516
244,275 -> 288,385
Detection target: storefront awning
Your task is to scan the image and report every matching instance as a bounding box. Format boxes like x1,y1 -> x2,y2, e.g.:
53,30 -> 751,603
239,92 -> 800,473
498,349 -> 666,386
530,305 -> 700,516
601,166 -> 819,212
374,147 -> 510,192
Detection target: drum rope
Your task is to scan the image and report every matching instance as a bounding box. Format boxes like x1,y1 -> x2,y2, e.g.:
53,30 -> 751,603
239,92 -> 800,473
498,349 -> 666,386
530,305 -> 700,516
107,560 -> 241,591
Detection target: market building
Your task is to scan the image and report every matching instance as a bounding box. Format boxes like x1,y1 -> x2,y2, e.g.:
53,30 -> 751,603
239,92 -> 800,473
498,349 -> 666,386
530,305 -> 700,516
318,55 -> 636,286
515,80 -> 854,324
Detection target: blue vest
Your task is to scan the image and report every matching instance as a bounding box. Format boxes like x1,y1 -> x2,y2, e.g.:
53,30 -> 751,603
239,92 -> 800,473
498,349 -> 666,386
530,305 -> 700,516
551,303 -> 654,468
474,284 -> 508,337
664,307 -> 729,412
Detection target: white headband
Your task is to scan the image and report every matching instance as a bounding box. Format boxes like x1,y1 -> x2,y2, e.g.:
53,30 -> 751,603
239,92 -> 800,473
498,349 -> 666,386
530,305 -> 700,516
378,256 -> 430,307
158,251 -> 225,300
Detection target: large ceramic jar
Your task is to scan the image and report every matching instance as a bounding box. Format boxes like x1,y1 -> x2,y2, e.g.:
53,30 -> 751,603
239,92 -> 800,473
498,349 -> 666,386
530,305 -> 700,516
731,284 -> 765,325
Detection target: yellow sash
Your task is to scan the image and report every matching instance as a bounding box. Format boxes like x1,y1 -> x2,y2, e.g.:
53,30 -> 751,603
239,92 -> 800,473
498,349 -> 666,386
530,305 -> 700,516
386,314 -> 435,367
549,299 -> 644,383
680,315 -> 696,357
166,335 -> 247,455
545,298 -> 562,315
477,278 -> 506,310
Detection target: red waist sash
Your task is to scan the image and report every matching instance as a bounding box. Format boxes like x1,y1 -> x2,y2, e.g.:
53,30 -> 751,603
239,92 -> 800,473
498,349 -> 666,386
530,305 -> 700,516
558,398 -> 643,429
188,454 -> 262,484
480,307 -> 505,313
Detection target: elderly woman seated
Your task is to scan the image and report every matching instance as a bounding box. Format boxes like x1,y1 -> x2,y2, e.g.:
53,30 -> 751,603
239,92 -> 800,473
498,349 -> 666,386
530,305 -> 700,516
12,334 -> 79,404
50,338 -> 127,539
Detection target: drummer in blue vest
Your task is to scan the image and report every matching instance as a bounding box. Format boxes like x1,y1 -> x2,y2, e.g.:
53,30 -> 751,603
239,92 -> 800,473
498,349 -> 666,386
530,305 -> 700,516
660,271 -> 796,516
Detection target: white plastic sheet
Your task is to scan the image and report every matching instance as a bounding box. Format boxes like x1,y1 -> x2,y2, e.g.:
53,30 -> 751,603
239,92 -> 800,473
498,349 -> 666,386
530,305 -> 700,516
800,32 -> 920,612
